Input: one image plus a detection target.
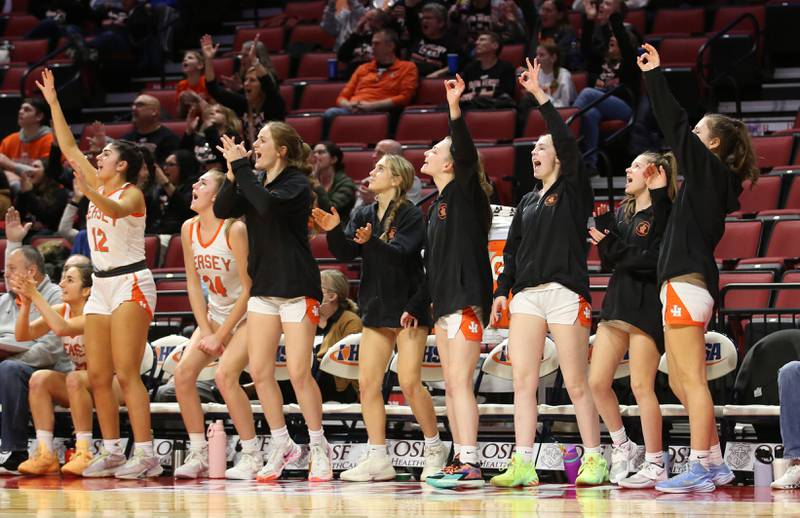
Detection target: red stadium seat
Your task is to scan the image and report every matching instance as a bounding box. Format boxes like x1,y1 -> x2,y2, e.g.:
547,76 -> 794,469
402,147 -> 427,176
0,66 -> 24,93
296,52 -> 336,80
751,136 -> 794,170
155,291 -> 191,314
477,145 -> 514,205
10,39 -> 47,64
286,115 -> 323,145
498,44 -> 524,67
2,15 -> 39,39
79,123 -> 135,151
271,53 -> 290,82
233,27 -> 284,52
342,150 -> 375,182
279,84 -> 295,110
156,279 -> 188,291
142,89 -> 179,120
464,110 -> 515,143
572,71 -> 587,94
145,235 -> 161,270
284,0 -> 326,23
295,82 -> 345,112
715,220 -> 762,262
310,233 -> 333,259
212,58 -> 234,78
411,79 -> 447,108
738,220 -> 800,267
589,275 -> 610,311
289,25 -> 336,50
329,113 -> 389,147
624,9 -> 646,36
774,270 -> 800,311
395,111 -> 449,145
719,271 -> 774,309
712,5 -> 765,39
732,175 -> 782,216
520,107 -> 580,140
587,242 -> 601,271
651,8 -> 706,36
784,176 -> 800,210
658,37 -> 708,68
161,234 -> 184,269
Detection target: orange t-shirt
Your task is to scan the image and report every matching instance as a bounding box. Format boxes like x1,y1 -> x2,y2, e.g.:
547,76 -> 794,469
0,131 -> 53,161
176,76 -> 209,101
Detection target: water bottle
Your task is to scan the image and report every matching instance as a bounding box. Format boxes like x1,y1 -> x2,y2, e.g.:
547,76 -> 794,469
753,445 -> 773,486
207,420 -> 227,478
171,440 -> 186,476
561,444 -> 581,484
773,445 -> 790,481
447,53 -> 459,75
327,58 -> 338,81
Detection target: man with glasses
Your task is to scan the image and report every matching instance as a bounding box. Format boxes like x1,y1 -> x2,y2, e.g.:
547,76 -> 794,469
122,94 -> 179,163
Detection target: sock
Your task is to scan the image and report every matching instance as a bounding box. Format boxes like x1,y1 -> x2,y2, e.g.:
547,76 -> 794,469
368,443 -> 387,458
270,426 -> 290,445
460,445 -> 478,465
583,446 -> 602,455
515,446 -> 535,463
708,443 -> 723,466
35,430 -> 54,452
103,439 -> 123,455
308,428 -> 326,446
453,443 -> 462,458
188,433 -> 207,452
645,451 -> 664,466
75,432 -> 92,446
689,449 -> 710,469
609,427 -> 628,447
240,437 -> 260,453
135,441 -> 154,457
424,434 -> 442,448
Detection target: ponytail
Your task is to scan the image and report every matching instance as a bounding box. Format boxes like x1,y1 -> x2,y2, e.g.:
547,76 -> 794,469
377,155 -> 416,242
705,113 -> 760,186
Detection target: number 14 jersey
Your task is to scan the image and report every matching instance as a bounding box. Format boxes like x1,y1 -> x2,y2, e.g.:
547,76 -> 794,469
190,219 -> 242,324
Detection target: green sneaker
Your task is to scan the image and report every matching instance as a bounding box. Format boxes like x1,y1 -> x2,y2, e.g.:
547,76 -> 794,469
575,452 -> 609,486
490,453 -> 539,488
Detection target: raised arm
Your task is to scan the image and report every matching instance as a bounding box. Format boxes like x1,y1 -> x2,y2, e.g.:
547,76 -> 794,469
446,74 -> 480,186
73,163 -> 146,219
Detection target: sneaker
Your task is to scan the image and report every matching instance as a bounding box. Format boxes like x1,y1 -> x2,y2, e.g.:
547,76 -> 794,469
226,450 -> 264,480
0,451 -> 27,475
256,440 -> 302,482
114,449 -> 164,480
490,453 -> 538,488
18,444 -> 60,476
308,443 -> 333,482
609,441 -> 637,484
708,461 -> 735,486
576,452 -> 609,486
771,464 -> 800,489
340,453 -> 396,482
62,443 -> 93,476
420,442 -> 449,482
174,448 -> 209,479
426,462 -> 485,489
426,455 -> 460,485
619,462 -> 667,489
655,461 -> 716,493
82,448 -> 126,478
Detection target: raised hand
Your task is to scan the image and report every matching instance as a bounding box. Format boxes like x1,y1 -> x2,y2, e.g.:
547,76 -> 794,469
645,163 -> 668,190
200,34 -> 219,60
70,158 -> 90,195
588,227 -> 608,245
311,207 -> 341,232
518,57 -> 543,98
9,273 -> 37,300
489,296 -> 508,328
354,222 -> 373,244
4,207 -> 32,243
582,0 -> 597,20
34,68 -> 58,105
445,74 -> 466,105
216,134 -> 251,164
637,43 -> 660,72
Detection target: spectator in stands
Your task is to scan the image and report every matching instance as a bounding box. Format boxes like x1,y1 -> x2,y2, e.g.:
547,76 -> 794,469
326,29 -> 418,122
154,150 -> 199,234
407,3 -> 460,79
534,0 -> 582,71
181,103 -> 242,169
201,34 -> 285,146
337,8 -> 393,79
176,50 -> 210,117
519,41 -> 576,113
14,146 -> 69,235
581,0 -> 628,65
137,145 -> 165,234
312,142 -> 356,223
0,99 -> 54,182
122,94 -> 180,163
451,0 -> 526,47
322,0 -> 368,52
575,7 -> 638,170
460,32 -> 516,109
0,240 -> 64,475
773,361 -> 800,489
25,2 -> 92,53
315,269 -> 362,404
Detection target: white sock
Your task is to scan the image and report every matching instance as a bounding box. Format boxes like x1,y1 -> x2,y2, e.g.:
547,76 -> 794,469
583,446 -> 602,455
35,430 -> 54,452
515,446 -> 535,463
689,449 -> 710,469
271,426 -> 290,445
453,443 -> 462,458
135,441 -> 154,457
645,451 -> 664,466
240,437 -> 260,453
609,427 -> 628,447
75,432 -> 92,445
460,445 -> 478,465
708,443 -> 723,466
103,439 -> 123,455
424,434 -> 442,448
188,433 -> 207,452
308,428 -> 326,446
368,443 -> 387,458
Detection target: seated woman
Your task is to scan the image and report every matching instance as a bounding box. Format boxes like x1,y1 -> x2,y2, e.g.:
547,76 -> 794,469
311,142 -> 356,224
155,150 -> 200,234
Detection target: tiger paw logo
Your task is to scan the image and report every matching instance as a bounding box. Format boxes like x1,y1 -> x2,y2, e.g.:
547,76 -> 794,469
635,221 -> 651,237
387,227 -> 397,240
438,203 -> 448,220
544,193 -> 559,206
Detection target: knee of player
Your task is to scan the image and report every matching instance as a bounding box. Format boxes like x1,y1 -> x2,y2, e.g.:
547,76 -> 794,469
563,379 -> 589,401
27,370 -> 49,393
65,371 -> 88,392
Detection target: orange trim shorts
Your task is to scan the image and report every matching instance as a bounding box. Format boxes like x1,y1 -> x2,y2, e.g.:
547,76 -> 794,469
436,306 -> 484,342
509,283 -> 592,328
247,296 -> 320,325
85,270 -> 156,318
660,281 -> 713,329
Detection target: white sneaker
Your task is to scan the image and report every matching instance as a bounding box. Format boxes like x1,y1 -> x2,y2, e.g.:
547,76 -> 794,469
420,442 -> 448,482
226,450 -> 264,480
114,449 -> 164,480
308,442 -> 333,482
771,464 -> 800,489
174,448 -> 208,479
340,453 -> 396,482
619,461 -> 668,489
610,441 -> 638,484
256,440 -> 302,482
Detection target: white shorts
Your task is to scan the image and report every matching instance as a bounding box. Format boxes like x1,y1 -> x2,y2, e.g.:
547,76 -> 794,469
84,269 -> 157,318
660,281 -> 714,329
247,296 -> 320,325
435,306 -> 484,342
508,283 -> 592,328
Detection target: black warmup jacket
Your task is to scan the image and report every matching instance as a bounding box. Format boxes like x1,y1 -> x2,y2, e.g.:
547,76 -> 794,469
213,161 -> 322,302
494,100 -> 594,303
645,68 -> 743,306
595,187 -> 672,351
327,200 -> 430,328
406,115 -> 492,325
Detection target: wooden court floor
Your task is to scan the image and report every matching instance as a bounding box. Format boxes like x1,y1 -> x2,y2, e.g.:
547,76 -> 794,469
0,477 -> 798,517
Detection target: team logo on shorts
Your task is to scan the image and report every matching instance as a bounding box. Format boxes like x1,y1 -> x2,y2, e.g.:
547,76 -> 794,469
438,203 -> 448,220
635,221 -> 651,237
387,227 -> 397,240
544,193 -> 559,206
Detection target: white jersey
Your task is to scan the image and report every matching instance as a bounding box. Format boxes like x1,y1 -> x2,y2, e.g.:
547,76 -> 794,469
86,183 -> 146,271
60,304 -> 86,370
190,218 -> 242,324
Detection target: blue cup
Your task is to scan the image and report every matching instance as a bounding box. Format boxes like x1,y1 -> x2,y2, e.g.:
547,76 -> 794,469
447,53 -> 458,75
327,58 -> 338,80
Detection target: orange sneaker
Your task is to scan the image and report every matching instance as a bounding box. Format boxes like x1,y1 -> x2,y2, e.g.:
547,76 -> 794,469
61,442 -> 93,476
18,444 -> 60,476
